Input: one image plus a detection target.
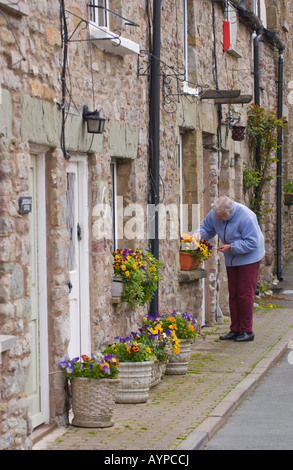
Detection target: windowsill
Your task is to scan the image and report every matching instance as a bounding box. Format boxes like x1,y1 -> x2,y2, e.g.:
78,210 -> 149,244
227,45 -> 243,59
89,23 -> 140,57
183,82 -> 199,97
0,335 -> 16,366
179,268 -> 207,284
0,0 -> 29,16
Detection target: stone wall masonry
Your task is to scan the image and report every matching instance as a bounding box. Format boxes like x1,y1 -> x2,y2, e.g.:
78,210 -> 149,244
0,136 -> 32,449
0,0 -> 293,449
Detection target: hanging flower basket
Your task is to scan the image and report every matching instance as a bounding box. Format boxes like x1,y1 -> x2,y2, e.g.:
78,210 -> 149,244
284,193 -> 293,206
179,252 -> 200,270
232,124 -> 246,141
111,275 -> 124,298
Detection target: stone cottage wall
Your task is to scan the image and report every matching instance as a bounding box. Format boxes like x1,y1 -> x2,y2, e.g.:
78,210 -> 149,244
0,0 -> 292,450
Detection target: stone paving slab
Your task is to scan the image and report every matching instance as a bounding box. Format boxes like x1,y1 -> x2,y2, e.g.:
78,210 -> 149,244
33,304 -> 293,451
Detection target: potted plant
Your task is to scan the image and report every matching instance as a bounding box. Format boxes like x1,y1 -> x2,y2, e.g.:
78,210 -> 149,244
160,310 -> 198,375
283,182 -> 293,206
180,234 -> 213,270
59,353 -> 119,428
112,249 -> 161,307
138,314 -> 178,387
103,336 -> 156,403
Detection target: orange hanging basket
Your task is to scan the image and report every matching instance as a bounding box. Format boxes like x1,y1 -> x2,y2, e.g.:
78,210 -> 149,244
179,252 -> 200,271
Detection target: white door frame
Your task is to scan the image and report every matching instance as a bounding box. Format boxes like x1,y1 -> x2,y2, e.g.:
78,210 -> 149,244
67,156 -> 91,358
28,150 -> 50,427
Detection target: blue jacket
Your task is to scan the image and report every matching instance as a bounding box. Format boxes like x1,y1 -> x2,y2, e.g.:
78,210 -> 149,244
199,202 -> 265,267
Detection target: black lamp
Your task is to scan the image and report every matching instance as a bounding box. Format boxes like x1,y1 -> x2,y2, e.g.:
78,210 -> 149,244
83,105 -> 106,134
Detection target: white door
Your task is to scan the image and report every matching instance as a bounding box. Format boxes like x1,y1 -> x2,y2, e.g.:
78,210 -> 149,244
66,158 -> 90,358
27,154 -> 49,428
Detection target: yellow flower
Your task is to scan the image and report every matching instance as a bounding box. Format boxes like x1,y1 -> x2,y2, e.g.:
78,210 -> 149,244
188,324 -> 195,332
133,264 -> 137,269
168,317 -> 175,322
121,265 -> 126,271
125,271 -> 130,277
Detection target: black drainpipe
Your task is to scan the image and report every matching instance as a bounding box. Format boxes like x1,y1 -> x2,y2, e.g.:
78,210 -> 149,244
253,29 -> 262,178
265,30 -> 285,280
149,0 -> 161,316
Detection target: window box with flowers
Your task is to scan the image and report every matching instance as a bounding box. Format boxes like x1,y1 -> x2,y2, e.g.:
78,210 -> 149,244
112,249 -> 161,307
59,353 -> 120,428
179,234 -> 213,271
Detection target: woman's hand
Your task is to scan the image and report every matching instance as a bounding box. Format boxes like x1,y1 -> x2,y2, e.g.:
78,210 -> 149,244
218,244 -> 231,253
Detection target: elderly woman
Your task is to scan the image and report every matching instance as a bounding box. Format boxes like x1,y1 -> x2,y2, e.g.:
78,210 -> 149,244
196,196 -> 265,342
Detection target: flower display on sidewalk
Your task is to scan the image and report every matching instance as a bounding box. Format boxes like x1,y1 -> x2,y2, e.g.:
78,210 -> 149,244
160,310 -> 198,341
103,336 -> 156,363
112,249 -> 161,307
138,314 -> 179,361
59,353 -> 119,379
180,234 -> 213,263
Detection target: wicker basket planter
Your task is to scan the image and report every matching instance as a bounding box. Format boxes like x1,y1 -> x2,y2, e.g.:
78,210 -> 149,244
70,377 -> 120,428
165,339 -> 192,375
116,361 -> 153,403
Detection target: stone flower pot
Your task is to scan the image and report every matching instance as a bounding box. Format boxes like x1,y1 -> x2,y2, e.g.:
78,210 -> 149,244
70,377 -> 120,428
116,361 -> 153,403
150,361 -> 166,388
165,339 -> 192,375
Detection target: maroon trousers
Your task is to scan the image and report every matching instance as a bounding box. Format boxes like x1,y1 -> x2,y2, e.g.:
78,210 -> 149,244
226,261 -> 260,334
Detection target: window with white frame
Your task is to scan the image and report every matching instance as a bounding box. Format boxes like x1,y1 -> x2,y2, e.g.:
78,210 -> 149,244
89,0 -> 140,57
182,0 -> 198,96
110,160 -> 118,251
90,0 -> 109,27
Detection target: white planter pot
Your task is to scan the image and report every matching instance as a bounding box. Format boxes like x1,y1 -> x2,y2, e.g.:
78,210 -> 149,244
116,361 -> 153,403
165,339 -> 192,375
150,361 -> 166,388
111,276 -> 124,298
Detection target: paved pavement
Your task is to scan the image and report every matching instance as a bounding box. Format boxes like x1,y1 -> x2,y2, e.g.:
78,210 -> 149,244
33,257 -> 293,451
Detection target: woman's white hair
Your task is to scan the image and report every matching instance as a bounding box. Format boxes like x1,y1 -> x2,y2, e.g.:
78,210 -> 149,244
212,196 -> 233,216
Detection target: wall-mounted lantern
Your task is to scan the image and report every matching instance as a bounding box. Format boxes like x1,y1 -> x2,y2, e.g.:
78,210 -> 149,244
82,105 -> 106,134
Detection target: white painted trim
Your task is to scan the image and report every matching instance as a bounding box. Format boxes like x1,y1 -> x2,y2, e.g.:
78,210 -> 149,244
89,23 -> 140,57
67,156 -> 91,357
36,153 -> 50,424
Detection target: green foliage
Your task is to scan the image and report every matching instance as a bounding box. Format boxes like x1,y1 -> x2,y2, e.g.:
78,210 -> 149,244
283,182 -> 293,193
244,104 -> 287,220
112,249 -> 161,307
